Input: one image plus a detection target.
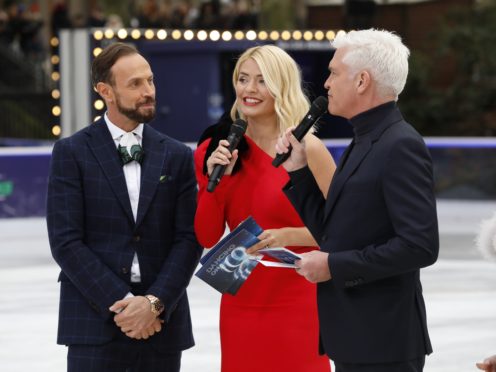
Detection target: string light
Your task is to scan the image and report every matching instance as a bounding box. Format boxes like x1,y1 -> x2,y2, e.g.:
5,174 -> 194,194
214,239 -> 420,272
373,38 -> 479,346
157,29 -> 167,40
209,30 -> 221,41
222,31 -> 232,41
184,30 -> 194,40
246,30 -> 257,41
94,100 -> 105,110
52,106 -> 61,116
117,29 -> 128,39
93,30 -> 103,40
51,125 -> 61,136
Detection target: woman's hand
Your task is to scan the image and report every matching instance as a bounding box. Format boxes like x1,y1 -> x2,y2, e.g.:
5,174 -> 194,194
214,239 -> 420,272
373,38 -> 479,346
246,228 -> 289,255
206,139 -> 239,176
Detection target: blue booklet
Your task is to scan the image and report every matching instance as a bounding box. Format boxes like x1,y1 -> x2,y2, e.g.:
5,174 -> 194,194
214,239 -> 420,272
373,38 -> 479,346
196,216 -> 263,295
258,247 -> 302,265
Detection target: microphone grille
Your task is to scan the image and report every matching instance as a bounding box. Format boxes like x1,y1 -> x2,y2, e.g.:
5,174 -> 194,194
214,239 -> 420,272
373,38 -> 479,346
312,96 -> 329,116
230,119 -> 248,136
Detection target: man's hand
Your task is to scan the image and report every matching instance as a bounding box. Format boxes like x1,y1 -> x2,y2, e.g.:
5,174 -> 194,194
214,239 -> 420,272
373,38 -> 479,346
477,355 -> 496,372
275,127 -> 308,172
138,318 -> 164,340
294,250 -> 331,283
109,296 -> 158,339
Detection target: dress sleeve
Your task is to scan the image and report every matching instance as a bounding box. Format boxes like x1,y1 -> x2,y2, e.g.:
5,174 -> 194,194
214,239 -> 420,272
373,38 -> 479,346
194,140 -> 232,248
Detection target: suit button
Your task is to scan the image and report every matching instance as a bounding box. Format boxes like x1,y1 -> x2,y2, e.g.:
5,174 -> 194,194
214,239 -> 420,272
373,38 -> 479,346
121,267 -> 129,274
133,235 -> 141,242
321,234 -> 327,243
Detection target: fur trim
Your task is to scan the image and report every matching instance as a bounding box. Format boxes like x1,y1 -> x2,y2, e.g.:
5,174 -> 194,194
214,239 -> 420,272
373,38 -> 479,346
475,212 -> 496,261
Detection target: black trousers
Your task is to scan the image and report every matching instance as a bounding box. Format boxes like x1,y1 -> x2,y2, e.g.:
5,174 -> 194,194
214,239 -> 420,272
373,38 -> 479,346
67,334 -> 181,372
335,356 -> 425,372
68,283 -> 181,372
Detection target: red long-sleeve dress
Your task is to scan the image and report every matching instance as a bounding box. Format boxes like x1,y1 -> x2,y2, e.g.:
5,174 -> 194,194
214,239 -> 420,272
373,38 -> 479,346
194,136 -> 331,372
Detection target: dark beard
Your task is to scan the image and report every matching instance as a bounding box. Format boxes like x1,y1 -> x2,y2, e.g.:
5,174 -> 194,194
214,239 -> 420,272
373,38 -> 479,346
116,97 -> 156,123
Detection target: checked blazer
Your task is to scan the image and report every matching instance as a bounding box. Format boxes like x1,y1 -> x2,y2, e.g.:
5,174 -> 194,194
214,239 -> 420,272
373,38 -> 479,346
46,118 -> 202,351
284,104 -> 439,364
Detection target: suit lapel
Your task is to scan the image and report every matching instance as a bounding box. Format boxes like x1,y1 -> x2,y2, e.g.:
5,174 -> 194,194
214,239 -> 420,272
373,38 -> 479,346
87,119 -> 135,224
324,138 -> 372,219
136,125 -> 167,227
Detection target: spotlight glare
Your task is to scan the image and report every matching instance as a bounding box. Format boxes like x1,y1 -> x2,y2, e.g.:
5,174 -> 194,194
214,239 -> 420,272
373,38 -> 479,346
51,55 -> 60,65
326,30 -> 336,40
51,72 -> 60,81
131,29 -> 141,39
50,37 -> 59,47
93,47 -> 102,57
51,89 -> 60,99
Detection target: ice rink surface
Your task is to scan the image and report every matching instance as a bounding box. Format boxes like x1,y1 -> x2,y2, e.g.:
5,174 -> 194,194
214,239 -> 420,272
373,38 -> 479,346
1,200 -> 496,372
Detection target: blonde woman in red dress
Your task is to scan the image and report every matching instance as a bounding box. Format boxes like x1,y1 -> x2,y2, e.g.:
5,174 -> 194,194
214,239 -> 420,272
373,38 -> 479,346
194,45 -> 336,372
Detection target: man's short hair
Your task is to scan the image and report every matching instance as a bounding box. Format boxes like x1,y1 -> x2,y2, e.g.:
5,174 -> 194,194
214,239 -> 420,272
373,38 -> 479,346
91,42 -> 138,88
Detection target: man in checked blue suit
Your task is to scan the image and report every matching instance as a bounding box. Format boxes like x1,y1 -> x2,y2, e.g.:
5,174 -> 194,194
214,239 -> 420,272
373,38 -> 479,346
46,42 -> 202,372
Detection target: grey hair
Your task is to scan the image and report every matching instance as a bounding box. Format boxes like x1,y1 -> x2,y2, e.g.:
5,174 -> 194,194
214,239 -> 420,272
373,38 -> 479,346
331,29 -> 410,99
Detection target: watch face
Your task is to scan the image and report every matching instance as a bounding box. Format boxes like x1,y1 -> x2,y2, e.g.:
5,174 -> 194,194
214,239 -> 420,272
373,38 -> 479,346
155,301 -> 164,313
147,295 -> 164,314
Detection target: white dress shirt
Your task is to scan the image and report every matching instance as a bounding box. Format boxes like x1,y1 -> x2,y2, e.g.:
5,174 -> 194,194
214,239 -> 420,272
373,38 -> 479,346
105,113 -> 142,283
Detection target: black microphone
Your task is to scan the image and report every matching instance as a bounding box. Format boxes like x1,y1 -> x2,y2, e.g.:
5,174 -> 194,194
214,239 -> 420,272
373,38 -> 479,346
207,119 -> 248,193
272,96 -> 328,168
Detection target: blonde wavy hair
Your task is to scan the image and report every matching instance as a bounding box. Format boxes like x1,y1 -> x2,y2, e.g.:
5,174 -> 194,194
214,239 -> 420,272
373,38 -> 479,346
230,45 -> 310,134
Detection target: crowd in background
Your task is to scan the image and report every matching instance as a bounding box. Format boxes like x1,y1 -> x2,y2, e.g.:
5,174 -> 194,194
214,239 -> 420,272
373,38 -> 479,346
0,0 -> 260,61
51,0 -> 260,33
0,0 -> 44,60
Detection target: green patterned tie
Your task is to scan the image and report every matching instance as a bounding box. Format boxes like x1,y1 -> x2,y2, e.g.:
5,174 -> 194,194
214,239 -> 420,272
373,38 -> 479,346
118,133 -> 144,165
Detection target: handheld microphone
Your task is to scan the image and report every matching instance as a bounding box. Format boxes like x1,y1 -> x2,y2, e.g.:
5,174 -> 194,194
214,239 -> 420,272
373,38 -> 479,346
207,119 -> 248,193
272,96 -> 328,168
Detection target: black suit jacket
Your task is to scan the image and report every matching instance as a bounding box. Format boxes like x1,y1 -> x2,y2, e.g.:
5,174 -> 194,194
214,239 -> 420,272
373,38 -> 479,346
284,104 -> 439,364
46,119 -> 202,351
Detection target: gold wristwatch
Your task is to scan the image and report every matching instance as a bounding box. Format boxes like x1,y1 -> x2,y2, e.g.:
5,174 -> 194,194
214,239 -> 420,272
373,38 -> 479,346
145,294 -> 164,315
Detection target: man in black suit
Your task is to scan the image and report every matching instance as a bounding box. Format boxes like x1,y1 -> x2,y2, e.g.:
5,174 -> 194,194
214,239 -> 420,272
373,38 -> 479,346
275,29 -> 439,372
46,42 -> 202,371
